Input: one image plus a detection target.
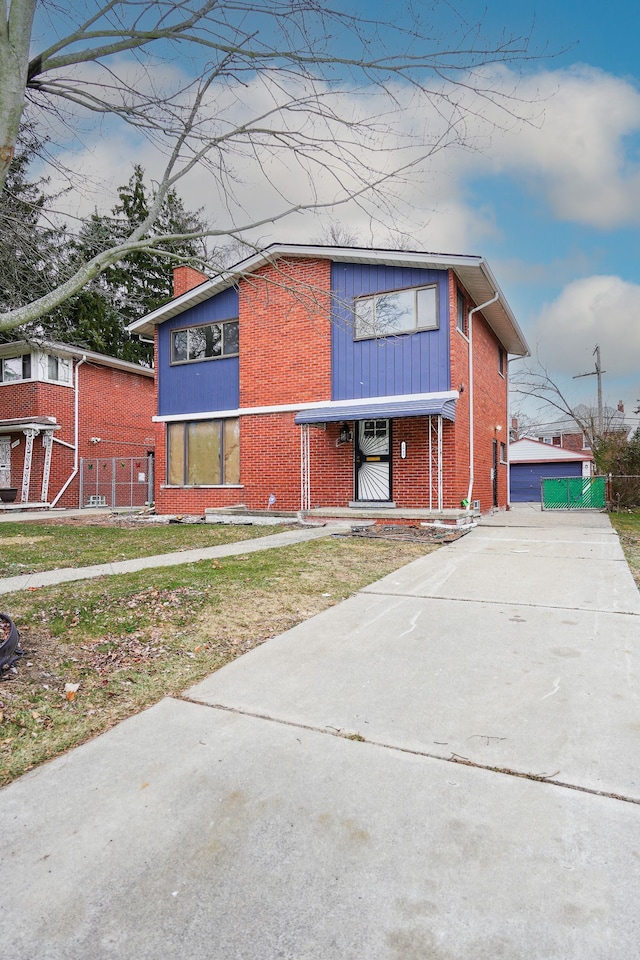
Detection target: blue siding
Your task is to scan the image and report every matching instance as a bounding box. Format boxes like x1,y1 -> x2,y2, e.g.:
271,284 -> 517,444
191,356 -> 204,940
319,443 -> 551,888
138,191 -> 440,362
157,288 -> 239,416
330,262 -> 450,400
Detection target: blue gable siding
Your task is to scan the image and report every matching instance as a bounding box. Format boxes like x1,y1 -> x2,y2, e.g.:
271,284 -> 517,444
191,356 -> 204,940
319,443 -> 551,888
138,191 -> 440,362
157,287 -> 239,416
330,262 -> 450,400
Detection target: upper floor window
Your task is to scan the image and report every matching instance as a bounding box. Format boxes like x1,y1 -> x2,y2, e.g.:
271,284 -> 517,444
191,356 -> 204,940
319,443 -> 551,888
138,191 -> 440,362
498,345 -> 506,377
0,354 -> 31,382
171,320 -> 239,364
47,355 -> 71,383
456,290 -> 467,335
354,285 -> 438,339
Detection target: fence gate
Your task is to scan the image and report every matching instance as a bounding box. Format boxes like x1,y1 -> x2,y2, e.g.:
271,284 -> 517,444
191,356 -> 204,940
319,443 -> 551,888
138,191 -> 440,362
541,475 -> 606,510
79,456 -> 154,509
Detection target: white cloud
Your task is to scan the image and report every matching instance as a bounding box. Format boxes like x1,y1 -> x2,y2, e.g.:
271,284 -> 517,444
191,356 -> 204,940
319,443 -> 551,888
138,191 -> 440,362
463,65 -> 640,229
36,58 -> 640,246
531,275 -> 640,380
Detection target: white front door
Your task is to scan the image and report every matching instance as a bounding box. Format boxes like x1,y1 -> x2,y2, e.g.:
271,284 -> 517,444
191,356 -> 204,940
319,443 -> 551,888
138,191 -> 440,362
0,438 -> 10,487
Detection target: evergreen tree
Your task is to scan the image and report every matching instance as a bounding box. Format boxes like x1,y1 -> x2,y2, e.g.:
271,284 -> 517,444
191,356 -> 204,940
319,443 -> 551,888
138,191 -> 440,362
50,166 -> 209,363
0,130 -> 66,320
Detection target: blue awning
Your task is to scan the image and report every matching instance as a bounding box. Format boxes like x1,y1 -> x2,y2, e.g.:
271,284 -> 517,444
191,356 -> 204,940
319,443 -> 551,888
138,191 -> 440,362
294,394 -> 457,425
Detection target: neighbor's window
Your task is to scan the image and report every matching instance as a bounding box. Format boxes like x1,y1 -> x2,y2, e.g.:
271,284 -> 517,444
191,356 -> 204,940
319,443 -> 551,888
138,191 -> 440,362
500,442 -> 507,463
498,345 -> 506,377
456,290 -> 467,335
0,354 -> 31,383
167,419 -> 240,486
354,285 -> 438,339
47,355 -> 71,383
171,320 -> 239,364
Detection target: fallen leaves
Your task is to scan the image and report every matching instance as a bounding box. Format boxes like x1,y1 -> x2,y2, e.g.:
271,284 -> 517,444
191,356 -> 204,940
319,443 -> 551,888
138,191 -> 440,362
64,683 -> 80,702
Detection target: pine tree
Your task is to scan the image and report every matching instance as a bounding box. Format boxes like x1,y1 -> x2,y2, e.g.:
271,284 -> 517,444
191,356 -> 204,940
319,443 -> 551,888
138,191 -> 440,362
0,130 -> 65,318
50,166 -> 208,363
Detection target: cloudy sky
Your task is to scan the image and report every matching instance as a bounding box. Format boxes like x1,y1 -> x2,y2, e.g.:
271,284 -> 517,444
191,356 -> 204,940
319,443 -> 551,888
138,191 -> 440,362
35,0 -> 640,428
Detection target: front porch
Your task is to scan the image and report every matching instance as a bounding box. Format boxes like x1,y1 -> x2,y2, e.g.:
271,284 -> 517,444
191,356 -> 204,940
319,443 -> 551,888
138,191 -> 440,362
205,504 -> 480,527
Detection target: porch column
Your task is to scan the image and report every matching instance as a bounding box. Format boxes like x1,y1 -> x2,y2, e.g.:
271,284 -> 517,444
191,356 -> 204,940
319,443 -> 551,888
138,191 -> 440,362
41,430 -> 54,502
21,428 -> 39,503
428,417 -> 443,511
300,424 -> 310,511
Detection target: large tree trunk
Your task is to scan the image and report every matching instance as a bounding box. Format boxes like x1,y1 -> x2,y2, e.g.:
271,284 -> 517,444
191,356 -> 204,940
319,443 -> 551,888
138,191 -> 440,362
0,0 -> 37,193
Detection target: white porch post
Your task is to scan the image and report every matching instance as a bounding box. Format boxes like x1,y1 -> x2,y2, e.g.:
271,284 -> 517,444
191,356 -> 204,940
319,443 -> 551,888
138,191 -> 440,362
21,428 -> 38,503
428,416 -> 444,511
300,424 -> 310,511
41,430 -> 54,502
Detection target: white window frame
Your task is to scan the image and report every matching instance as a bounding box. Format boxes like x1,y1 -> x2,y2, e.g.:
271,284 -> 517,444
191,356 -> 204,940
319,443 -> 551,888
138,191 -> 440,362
170,319 -> 239,364
354,285 -> 439,340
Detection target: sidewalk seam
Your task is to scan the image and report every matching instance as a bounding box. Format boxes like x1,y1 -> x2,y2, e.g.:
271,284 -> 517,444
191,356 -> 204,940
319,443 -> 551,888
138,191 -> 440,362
179,696 -> 640,807
360,590 -> 640,616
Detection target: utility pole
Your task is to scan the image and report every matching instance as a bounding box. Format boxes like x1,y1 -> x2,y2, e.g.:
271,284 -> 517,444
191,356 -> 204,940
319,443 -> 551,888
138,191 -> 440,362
573,345 -> 605,437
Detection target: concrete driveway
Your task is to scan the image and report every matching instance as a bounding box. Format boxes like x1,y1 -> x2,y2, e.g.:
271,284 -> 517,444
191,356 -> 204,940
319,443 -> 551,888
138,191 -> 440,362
2,505 -> 639,958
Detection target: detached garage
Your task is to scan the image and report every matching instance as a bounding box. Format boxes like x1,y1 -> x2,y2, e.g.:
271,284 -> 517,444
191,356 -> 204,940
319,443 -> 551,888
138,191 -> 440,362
509,438 -> 593,503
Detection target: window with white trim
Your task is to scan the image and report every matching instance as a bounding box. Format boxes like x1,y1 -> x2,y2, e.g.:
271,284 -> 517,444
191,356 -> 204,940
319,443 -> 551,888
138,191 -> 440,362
47,355 -> 71,383
0,355 -> 31,382
167,419 -> 240,486
456,290 -> 467,335
354,285 -> 438,339
171,320 -> 239,364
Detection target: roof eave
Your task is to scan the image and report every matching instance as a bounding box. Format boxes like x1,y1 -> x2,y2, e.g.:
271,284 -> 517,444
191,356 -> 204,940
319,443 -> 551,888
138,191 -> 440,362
128,244 -> 530,357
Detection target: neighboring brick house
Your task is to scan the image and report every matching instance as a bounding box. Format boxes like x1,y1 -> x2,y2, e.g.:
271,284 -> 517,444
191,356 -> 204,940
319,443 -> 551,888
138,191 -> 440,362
529,404 -> 628,453
128,245 -> 529,516
0,341 -> 154,509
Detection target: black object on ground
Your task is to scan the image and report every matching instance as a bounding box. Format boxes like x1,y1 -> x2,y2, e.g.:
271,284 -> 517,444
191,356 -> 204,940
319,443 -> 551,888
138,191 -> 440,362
0,614 -> 24,678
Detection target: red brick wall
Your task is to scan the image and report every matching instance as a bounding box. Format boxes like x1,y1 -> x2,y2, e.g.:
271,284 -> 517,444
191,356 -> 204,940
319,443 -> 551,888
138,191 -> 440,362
239,258 -> 332,407
173,266 -> 209,298
448,271 -> 508,511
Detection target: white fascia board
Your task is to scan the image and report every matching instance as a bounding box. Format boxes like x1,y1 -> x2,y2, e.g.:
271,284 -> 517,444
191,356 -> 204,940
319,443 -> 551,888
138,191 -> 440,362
153,390 -> 459,423
128,242 -> 529,357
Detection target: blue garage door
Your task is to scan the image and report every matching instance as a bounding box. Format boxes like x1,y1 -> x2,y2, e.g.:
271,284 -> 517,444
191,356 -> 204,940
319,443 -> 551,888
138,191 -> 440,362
510,461 -> 583,502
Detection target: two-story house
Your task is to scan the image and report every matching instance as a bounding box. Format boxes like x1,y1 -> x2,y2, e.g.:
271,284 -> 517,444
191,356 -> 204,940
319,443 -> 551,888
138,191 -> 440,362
129,245 -> 529,516
0,341 -> 155,509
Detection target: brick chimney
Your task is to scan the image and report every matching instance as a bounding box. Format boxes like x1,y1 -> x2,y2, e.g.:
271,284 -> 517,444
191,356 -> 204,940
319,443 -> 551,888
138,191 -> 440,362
173,265 -> 208,299
618,401 -> 625,413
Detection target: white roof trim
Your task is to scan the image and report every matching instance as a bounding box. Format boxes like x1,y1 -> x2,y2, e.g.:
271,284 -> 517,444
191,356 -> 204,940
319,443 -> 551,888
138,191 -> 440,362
128,244 -> 529,357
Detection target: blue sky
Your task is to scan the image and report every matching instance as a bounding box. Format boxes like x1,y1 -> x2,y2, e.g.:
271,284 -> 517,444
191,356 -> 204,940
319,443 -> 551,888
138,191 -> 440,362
384,0 -> 640,427
36,0 -> 640,428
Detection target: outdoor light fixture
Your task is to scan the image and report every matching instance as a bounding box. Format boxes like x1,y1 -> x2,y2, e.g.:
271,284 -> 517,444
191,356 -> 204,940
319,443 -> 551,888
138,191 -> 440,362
400,441 -> 407,459
336,423 -> 353,445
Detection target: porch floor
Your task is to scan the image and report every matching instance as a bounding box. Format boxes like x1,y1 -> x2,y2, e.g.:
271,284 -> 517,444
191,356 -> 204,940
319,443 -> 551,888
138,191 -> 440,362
205,505 -> 481,526
302,506 -> 480,525
0,501 -> 50,513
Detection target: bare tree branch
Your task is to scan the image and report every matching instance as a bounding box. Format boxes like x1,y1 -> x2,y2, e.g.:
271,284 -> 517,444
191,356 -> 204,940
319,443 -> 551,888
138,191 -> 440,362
1,0 -> 546,334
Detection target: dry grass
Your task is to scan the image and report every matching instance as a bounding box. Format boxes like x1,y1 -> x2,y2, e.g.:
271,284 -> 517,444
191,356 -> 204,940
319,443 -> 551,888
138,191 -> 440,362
610,510 -> 640,589
0,533 -> 436,785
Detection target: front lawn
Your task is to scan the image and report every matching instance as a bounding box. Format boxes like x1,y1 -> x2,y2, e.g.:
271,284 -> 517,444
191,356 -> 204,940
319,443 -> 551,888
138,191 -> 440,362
0,518 -> 283,576
0,533 -> 436,785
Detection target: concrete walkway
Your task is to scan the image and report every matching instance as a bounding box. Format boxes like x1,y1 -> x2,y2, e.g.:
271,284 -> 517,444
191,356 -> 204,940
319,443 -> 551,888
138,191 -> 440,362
1,505 -> 640,958
0,522 -> 350,595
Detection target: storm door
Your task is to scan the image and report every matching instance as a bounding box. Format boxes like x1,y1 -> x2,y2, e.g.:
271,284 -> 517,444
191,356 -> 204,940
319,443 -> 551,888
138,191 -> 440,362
355,419 -> 391,501
0,438 -> 10,487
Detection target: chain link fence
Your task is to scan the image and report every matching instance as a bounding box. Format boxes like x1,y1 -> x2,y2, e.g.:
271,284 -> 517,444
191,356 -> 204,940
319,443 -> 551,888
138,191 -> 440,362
79,456 -> 154,509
